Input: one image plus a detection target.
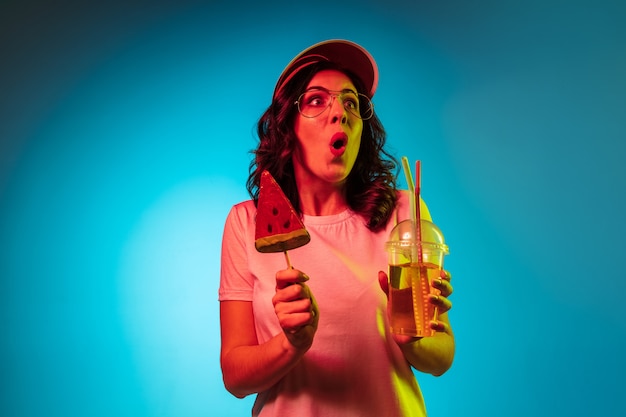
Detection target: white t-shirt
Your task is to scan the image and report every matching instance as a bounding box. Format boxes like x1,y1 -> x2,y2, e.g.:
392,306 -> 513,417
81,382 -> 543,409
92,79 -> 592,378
219,190 -> 432,417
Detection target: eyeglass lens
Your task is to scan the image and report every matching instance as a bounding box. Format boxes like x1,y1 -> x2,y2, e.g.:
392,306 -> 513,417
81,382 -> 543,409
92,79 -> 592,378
297,89 -> 373,119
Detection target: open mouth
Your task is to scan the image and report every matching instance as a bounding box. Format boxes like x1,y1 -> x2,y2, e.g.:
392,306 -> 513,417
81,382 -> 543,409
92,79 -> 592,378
332,138 -> 345,149
330,132 -> 347,156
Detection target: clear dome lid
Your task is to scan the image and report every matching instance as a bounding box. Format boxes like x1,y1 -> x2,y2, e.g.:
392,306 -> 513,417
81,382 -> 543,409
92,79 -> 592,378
386,219 -> 448,253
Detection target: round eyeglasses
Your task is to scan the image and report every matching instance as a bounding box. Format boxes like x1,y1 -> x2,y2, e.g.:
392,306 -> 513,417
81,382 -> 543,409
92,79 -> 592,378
295,88 -> 374,120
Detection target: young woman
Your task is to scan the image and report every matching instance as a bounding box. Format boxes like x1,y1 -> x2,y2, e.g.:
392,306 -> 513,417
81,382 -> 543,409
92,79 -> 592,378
219,39 -> 455,417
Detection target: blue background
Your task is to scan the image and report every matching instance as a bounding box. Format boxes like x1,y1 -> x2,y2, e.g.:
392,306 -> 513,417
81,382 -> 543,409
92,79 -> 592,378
1,0 -> 625,415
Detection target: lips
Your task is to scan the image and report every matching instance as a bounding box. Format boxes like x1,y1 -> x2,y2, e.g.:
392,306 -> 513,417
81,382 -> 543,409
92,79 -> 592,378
329,132 -> 348,156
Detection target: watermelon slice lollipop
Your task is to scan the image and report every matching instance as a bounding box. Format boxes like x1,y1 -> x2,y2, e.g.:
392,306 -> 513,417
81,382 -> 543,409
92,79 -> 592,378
254,171 -> 310,259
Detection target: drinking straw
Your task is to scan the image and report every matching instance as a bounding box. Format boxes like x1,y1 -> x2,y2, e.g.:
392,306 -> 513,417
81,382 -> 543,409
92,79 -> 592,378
414,160 -> 423,265
401,157 -> 423,249
401,157 -> 417,235
415,161 -> 439,327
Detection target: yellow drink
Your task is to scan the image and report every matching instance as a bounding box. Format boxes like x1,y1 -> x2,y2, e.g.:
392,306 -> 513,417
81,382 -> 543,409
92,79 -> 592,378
389,262 -> 440,337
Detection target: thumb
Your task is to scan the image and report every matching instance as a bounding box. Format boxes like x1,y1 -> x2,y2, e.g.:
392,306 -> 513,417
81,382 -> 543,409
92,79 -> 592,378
378,270 -> 389,297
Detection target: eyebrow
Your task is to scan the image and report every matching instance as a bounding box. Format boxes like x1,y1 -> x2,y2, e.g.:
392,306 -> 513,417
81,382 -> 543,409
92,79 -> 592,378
305,86 -> 358,95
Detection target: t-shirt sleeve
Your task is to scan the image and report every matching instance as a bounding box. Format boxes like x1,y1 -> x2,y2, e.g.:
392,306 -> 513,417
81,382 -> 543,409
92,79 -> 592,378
218,203 -> 255,301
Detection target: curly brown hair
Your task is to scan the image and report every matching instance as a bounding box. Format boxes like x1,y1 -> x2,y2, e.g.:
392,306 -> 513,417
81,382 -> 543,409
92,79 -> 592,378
246,61 -> 398,231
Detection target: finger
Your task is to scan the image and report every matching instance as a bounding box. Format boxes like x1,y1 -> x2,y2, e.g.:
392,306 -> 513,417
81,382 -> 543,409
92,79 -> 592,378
432,277 -> 453,297
439,269 -> 452,282
378,270 -> 389,297
280,312 -> 316,332
277,294 -> 316,330
429,294 -> 452,314
273,283 -> 309,304
429,320 -> 451,334
276,269 -> 309,289
275,297 -> 313,316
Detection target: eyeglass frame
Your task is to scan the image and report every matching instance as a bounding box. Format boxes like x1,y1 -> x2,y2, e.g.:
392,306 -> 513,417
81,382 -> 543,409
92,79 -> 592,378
294,87 -> 374,120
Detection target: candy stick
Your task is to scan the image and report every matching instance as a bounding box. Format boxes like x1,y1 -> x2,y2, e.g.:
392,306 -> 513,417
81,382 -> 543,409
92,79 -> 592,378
284,251 -> 292,269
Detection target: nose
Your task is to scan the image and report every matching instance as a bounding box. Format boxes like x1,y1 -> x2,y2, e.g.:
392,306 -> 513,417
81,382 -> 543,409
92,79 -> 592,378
329,95 -> 348,124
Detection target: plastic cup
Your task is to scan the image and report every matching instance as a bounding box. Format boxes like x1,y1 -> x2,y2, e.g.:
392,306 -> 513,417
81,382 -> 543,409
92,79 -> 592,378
385,219 -> 449,337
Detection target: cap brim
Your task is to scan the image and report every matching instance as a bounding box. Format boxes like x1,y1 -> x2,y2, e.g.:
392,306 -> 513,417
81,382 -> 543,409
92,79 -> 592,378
273,39 -> 378,98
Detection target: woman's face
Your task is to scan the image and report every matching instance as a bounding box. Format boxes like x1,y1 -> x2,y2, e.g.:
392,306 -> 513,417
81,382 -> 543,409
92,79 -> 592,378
292,69 -> 363,188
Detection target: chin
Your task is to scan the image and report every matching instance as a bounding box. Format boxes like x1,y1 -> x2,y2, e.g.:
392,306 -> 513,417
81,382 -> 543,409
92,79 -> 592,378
324,168 -> 351,185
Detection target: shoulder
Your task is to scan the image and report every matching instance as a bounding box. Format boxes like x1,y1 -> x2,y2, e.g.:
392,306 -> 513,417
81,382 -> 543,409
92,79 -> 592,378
228,199 -> 256,217
395,190 -> 432,222
224,200 -> 256,229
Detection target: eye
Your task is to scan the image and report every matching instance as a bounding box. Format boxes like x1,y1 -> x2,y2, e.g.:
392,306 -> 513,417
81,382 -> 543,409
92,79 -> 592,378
305,93 -> 328,107
342,93 -> 359,110
309,96 -> 324,106
302,89 -> 331,107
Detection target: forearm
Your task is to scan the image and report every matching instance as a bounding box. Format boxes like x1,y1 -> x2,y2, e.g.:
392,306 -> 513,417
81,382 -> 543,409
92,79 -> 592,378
400,314 -> 455,376
221,332 -> 306,398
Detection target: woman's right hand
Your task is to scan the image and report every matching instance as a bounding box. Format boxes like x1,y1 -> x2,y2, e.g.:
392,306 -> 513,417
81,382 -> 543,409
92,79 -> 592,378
273,268 -> 319,350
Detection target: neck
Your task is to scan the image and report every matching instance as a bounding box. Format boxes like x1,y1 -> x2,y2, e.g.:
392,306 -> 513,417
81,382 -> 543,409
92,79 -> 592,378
299,187 -> 348,216
292,157 -> 351,216
294,173 -> 348,216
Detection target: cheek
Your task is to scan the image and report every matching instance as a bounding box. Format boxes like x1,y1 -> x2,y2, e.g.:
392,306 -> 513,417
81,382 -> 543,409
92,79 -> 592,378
294,116 -> 310,140
294,118 -> 323,146
351,124 -> 363,149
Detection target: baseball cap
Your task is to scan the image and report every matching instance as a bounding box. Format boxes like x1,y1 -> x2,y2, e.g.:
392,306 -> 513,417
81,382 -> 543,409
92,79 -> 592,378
273,39 -> 379,99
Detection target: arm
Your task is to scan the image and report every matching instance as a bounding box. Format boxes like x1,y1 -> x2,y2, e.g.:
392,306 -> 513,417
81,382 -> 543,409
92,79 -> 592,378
220,269 -> 319,398
220,301 -> 304,398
